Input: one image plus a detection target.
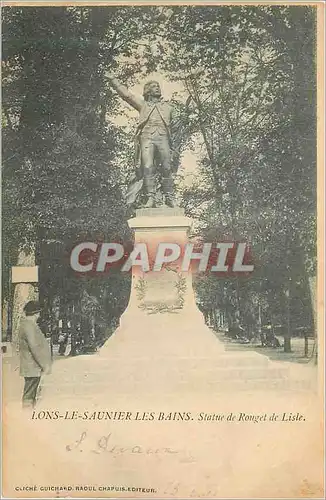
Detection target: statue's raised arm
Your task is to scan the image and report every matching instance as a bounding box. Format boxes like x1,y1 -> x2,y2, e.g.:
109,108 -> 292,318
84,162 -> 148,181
106,74 -> 179,208
105,72 -> 143,112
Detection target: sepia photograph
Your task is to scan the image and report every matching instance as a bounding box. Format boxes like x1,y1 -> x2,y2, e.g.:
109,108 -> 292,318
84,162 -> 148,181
1,1 -> 324,498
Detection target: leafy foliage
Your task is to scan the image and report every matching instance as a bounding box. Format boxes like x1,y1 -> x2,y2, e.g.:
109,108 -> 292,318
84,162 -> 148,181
150,5 -> 317,346
2,6 -> 317,353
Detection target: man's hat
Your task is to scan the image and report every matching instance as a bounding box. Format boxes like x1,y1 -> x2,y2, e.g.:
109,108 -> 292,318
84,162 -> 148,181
23,300 -> 42,316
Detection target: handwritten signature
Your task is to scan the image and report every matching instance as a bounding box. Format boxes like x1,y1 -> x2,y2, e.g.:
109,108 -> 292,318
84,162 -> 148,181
66,431 -> 183,457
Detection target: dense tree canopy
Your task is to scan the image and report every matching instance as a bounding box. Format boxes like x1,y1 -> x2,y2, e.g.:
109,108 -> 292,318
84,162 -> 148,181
152,6 -> 317,352
2,5 -> 317,354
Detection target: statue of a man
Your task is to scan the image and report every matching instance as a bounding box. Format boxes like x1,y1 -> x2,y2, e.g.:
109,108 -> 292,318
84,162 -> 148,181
106,74 -> 178,208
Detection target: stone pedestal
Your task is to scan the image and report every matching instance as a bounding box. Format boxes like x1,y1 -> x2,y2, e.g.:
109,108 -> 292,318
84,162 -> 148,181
42,208 -> 313,400
123,207 -> 199,317
100,207 -> 224,360
90,208 -> 290,395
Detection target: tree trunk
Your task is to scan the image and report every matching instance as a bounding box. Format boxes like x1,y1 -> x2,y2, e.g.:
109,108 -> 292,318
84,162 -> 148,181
284,336 -> 292,353
2,299 -> 9,341
12,249 -> 38,350
284,287 -> 292,353
308,275 -> 317,363
258,299 -> 263,344
304,333 -> 309,357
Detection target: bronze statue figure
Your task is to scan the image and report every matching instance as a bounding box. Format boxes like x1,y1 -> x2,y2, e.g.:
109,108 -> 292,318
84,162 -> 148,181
106,74 -> 180,208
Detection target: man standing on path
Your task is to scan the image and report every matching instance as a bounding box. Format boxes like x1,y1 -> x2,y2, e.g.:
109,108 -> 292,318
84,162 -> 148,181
19,301 -> 52,408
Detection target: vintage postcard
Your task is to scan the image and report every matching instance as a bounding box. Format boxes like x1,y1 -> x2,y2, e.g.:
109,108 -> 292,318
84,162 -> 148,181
1,1 -> 325,498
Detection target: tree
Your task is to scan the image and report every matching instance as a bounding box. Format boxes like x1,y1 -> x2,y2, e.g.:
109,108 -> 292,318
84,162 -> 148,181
2,6 -> 317,358
2,5 -> 159,344
154,5 -> 316,352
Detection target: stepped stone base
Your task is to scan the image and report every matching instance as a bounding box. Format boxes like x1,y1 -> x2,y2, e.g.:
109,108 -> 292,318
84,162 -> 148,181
43,318 -> 311,402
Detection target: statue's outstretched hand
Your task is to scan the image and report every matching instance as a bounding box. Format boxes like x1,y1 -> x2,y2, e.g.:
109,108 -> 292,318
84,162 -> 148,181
104,71 -> 143,111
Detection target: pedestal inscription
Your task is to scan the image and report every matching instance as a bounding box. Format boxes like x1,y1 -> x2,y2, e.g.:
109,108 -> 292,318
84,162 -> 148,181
136,269 -> 186,313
